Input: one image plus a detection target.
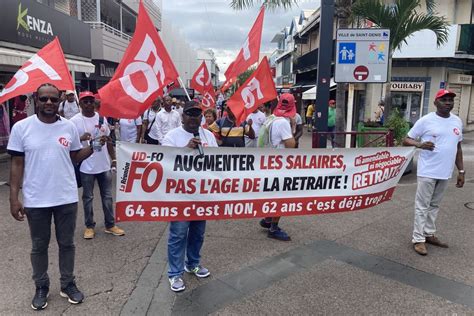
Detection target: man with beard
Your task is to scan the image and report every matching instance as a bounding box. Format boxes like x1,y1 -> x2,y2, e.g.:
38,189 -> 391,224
8,83 -> 95,310
161,101 -> 217,292
403,89 -> 465,256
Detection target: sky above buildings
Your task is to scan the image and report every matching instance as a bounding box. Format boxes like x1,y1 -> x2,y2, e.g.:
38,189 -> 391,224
162,0 -> 321,81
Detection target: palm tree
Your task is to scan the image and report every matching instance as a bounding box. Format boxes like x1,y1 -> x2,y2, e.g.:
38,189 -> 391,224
351,0 -> 449,121
231,0 -> 352,137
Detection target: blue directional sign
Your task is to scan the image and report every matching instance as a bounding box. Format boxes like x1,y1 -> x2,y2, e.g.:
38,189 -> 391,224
338,42 -> 356,64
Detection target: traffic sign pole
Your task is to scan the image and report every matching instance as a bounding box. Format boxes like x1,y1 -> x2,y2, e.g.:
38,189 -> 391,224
345,83 -> 355,147
313,0 -> 335,148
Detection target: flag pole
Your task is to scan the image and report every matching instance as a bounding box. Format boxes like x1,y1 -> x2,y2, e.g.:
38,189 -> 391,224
177,77 -> 192,101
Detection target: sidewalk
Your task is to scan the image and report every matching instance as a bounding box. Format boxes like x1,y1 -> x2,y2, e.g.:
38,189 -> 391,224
0,130 -> 472,315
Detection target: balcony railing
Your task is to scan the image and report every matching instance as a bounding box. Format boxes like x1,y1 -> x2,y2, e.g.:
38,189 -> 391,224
458,24 -> 474,54
293,49 -> 318,73
84,21 -> 132,41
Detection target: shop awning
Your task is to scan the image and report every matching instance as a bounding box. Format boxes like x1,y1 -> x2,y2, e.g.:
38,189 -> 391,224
302,79 -> 337,100
0,47 -> 95,73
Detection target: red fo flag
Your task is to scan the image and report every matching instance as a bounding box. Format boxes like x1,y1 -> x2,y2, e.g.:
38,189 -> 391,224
222,6 -> 264,89
200,87 -> 216,110
190,61 -> 212,94
98,1 -> 179,119
0,37 -> 73,104
227,57 -> 277,126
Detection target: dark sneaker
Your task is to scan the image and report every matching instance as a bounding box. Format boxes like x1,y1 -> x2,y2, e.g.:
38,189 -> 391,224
60,282 -> 84,304
259,219 -> 271,229
185,265 -> 210,278
31,286 -> 49,310
268,227 -> 291,241
169,276 -> 185,292
425,236 -> 449,248
413,242 -> 428,255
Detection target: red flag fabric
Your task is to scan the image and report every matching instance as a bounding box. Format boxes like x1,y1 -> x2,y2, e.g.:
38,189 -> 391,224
220,76 -> 236,93
200,87 -> 216,110
190,61 -> 212,94
227,57 -> 277,126
0,37 -> 73,104
98,1 -> 179,119
222,7 -> 264,89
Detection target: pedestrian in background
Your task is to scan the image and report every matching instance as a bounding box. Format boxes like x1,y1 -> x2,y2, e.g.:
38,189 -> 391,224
328,99 -> 336,147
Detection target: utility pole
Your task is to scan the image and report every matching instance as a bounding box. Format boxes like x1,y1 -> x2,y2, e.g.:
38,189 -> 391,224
313,0 -> 335,148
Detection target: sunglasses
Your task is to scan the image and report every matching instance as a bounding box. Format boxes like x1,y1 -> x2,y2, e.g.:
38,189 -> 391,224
184,109 -> 202,117
38,96 -> 60,103
81,99 -> 95,104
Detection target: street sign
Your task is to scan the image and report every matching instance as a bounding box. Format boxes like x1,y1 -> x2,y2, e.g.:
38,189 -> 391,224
335,29 -> 390,83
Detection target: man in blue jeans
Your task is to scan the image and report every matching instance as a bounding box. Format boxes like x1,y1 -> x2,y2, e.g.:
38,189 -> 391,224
8,84 -> 94,310
70,91 -> 124,239
161,100 -> 218,292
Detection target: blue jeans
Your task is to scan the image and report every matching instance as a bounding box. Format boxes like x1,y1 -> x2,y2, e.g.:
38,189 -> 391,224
24,203 -> 77,289
168,221 -> 206,278
80,171 -> 115,229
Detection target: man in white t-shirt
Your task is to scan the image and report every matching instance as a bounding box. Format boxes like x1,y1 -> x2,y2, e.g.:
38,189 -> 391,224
149,95 -> 181,144
141,97 -> 162,144
403,89 -> 465,256
162,101 -> 217,293
245,106 -> 266,147
119,116 -> 142,143
259,94 -> 296,241
58,90 -> 80,120
70,91 -> 125,240
8,84 -> 95,310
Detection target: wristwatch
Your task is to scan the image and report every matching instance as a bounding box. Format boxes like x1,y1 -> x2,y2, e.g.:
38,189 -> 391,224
459,170 -> 465,174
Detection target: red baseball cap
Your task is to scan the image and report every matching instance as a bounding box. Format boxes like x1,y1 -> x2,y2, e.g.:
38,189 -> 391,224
79,91 -> 95,101
435,89 -> 456,100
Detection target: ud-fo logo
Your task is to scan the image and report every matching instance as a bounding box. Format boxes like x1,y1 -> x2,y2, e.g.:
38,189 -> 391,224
121,152 -> 164,193
17,3 -> 54,36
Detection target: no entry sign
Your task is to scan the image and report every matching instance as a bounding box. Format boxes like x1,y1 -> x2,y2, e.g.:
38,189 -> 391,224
335,29 -> 390,83
353,66 -> 369,81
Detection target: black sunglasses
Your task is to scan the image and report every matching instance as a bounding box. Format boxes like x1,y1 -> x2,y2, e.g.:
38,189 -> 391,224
81,99 -> 95,105
184,109 -> 202,117
38,96 -> 60,103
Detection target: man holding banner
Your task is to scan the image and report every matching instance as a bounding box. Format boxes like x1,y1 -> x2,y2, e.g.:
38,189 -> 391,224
162,101 -> 218,292
258,93 -> 296,241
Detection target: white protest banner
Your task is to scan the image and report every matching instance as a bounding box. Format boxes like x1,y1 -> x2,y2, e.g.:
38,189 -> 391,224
115,142 -> 415,222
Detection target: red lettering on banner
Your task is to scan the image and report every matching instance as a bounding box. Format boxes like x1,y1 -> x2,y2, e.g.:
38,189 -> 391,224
166,179 -> 196,194
125,161 -> 163,193
115,188 -> 395,222
260,155 -> 282,169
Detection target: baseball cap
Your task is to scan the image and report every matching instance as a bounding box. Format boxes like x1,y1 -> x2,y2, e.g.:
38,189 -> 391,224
183,100 -> 202,116
435,89 -> 456,99
65,90 -> 75,95
274,93 -> 296,118
79,91 -> 95,101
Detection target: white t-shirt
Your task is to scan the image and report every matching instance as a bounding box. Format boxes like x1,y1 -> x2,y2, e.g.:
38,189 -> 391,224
407,112 -> 463,179
247,110 -> 266,138
295,113 -> 303,125
142,109 -> 159,124
70,113 -> 111,174
119,117 -> 142,143
7,115 -> 82,207
59,100 -> 80,120
162,126 -> 218,148
270,117 -> 293,149
149,109 -> 182,143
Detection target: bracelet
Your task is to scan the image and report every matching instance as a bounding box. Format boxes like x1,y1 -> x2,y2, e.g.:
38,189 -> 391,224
112,159 -> 117,162
459,170 -> 465,174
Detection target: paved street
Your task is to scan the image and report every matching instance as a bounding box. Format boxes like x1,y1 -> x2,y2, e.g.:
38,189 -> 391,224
0,130 -> 473,315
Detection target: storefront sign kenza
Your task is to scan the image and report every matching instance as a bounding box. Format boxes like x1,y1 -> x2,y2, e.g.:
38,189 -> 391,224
115,143 -> 415,222
17,3 -> 53,36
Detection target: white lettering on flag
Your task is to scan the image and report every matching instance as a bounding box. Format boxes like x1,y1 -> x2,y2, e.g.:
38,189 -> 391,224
241,78 -> 263,109
0,55 -> 61,97
119,34 -> 165,103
